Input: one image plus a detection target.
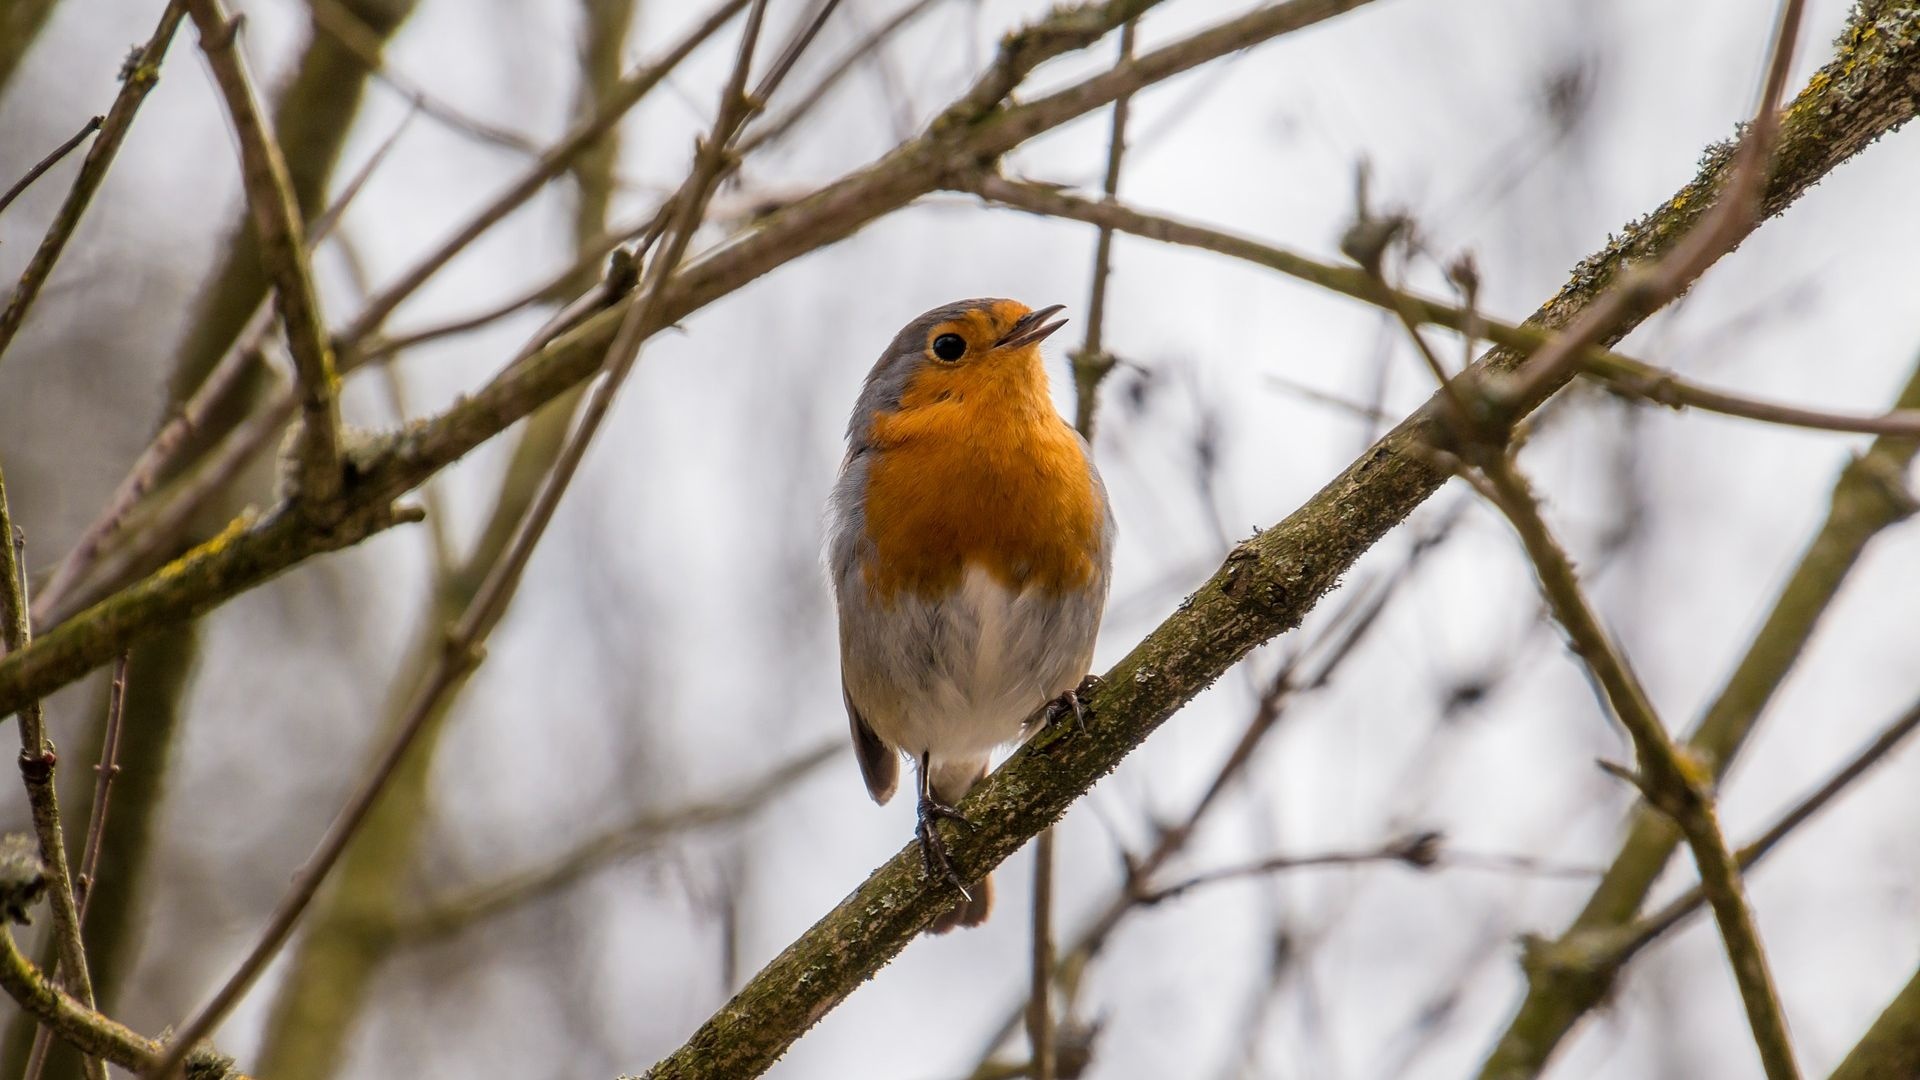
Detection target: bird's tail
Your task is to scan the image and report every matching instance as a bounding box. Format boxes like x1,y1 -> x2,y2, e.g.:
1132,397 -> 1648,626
926,757 -> 992,934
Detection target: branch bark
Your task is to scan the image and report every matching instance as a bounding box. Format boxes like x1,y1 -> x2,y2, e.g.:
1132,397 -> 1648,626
622,6 -> 1920,1072
185,0 -> 345,508
1831,963 -> 1920,1080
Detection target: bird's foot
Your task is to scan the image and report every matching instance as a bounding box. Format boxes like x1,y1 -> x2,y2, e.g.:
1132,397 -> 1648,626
915,792 -> 975,898
1041,675 -> 1101,733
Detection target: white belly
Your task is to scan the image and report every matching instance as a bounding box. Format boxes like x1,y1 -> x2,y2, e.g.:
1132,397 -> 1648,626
849,563 -> 1097,765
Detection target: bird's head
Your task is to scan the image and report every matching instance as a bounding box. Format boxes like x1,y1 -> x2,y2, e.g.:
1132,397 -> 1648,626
850,298 -> 1069,442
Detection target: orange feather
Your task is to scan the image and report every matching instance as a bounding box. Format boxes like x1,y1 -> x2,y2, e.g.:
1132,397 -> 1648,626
859,302 -> 1102,602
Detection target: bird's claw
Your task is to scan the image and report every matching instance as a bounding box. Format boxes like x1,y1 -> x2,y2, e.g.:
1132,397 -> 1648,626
916,794 -> 974,898
1042,676 -> 1100,733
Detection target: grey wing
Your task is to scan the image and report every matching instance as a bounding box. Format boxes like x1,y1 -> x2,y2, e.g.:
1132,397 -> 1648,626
828,449 -> 899,805
843,680 -> 899,804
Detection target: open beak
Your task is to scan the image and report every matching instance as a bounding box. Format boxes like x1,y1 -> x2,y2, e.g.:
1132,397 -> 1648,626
995,304 -> 1068,350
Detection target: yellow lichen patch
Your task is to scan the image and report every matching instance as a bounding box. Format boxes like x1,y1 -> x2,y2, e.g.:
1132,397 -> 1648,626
154,512 -> 254,584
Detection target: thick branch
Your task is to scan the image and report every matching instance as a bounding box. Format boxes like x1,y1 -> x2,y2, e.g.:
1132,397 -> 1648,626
626,11 -> 1920,1072
0,930 -> 157,1072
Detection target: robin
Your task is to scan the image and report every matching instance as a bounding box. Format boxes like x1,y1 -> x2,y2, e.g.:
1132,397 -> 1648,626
829,298 -> 1115,933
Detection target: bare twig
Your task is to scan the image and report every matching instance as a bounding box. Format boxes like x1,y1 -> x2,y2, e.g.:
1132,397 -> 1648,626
0,473 -> 104,1080
31,112 -> 414,625
1481,349 -> 1920,1078
1603,694 -> 1920,964
1496,0 -> 1806,409
1581,351 -> 1920,436
0,116 -> 101,219
0,1 -> 186,367
185,0 -> 344,508
736,0 -> 946,156
23,653 -> 130,1080
1070,20 -> 1136,440
335,0 -> 751,344
148,5 -> 782,1072
73,653 -> 128,926
1027,22 -> 1139,1075
349,229 -> 628,363
1129,831 -> 1600,914
307,0 -> 543,157
1028,825 -> 1056,1080
1465,448 -> 1800,1080
394,742 -> 837,942
969,178 -> 1920,441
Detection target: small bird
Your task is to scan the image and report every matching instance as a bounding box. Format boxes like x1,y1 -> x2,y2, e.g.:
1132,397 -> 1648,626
829,298 -> 1114,933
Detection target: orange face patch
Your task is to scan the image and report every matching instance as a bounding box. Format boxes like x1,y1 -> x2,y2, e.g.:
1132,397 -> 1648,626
916,300 -> 1033,367
858,302 -> 1102,602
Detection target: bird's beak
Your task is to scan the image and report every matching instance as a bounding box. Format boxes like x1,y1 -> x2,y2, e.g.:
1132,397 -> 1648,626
995,304 -> 1068,350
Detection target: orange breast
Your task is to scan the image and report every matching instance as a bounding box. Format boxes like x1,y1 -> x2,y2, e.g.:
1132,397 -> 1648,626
860,353 -> 1102,602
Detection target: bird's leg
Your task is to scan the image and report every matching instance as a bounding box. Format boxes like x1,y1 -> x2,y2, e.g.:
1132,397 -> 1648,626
915,751 -> 974,898
1041,674 -> 1102,733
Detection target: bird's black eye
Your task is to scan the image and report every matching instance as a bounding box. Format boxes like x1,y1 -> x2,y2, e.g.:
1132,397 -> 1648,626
931,333 -> 967,361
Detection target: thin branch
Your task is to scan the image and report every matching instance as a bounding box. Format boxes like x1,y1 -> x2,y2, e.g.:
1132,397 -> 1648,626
1599,694 -> 1920,966
966,177 -> 1920,440
1070,19 -> 1136,440
1497,0 -> 1806,409
185,0 -> 344,507
1480,348 -> 1920,1078
1135,833 -> 1457,905
1465,446 -> 1800,1080
736,0 -> 946,156
348,228 -> 627,363
0,115 -> 100,219
307,0 -> 543,157
0,472 -> 104,1080
24,653 -> 130,1080
148,5 -> 781,1072
1581,351 -> 1920,436
1028,22 -> 1139,1075
0,0 -> 186,367
394,741 -> 837,942
73,653 -> 128,926
1028,825 -> 1056,1080
335,0 -> 751,345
